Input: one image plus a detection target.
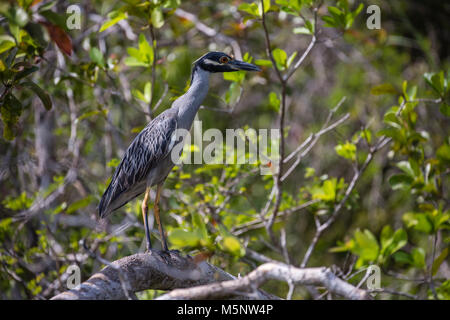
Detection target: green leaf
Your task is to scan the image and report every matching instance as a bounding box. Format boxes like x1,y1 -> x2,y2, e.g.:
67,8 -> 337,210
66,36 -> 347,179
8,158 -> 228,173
377,127 -> 402,141
0,41 -> 15,54
124,56 -> 149,67
151,7 -> 164,29
3,5 -> 29,27
258,0 -> 271,16
132,82 -> 152,103
353,129 -> 372,144
99,11 -> 128,32
224,82 -> 242,105
169,229 -> 201,247
305,19 -> 314,34
390,228 -> 408,255
403,212 -> 433,234
218,224 -> 244,256
393,251 -> 413,265
223,71 -> 245,82
21,81 -> 52,110
39,9 -> 68,31
379,227 -> 407,263
138,34 -> 154,65
370,83 -> 398,95
324,6 -> 344,27
345,3 -> 363,29
0,35 -> 16,54
163,0 -> 181,8
396,161 -> 415,177
436,144 -> 450,165
66,196 -> 93,214
276,0 -> 304,14
439,103 -> 450,117
107,158 -> 120,168
221,236 -> 243,256
380,225 -> 394,253
89,47 -> 105,68
305,167 -> 315,178
312,178 -> 337,202
125,39 -> 152,67
272,48 -> 287,70
389,174 -> 413,190
286,51 -> 297,68
432,248 -> 448,276
322,15 -> 337,28
322,3 -> 363,30
405,85 -> 418,101
24,22 -> 48,48
330,239 -> 354,253
13,66 -> 38,82
268,91 -> 280,112
411,247 -> 426,270
37,1 -> 57,12
5,47 -> 18,67
144,82 -> 152,102
238,3 -> 259,17
132,89 -> 147,103
327,6 -> 343,17
353,229 -> 380,267
293,27 -> 311,35
335,141 -> 356,161
192,212 -> 208,241
424,71 -> 446,96
383,112 -> 401,129
255,59 -> 272,67
127,47 -> 142,60
435,280 -> 450,299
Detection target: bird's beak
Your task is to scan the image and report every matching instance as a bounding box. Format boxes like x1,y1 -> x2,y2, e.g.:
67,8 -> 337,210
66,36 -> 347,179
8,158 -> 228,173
229,60 -> 262,72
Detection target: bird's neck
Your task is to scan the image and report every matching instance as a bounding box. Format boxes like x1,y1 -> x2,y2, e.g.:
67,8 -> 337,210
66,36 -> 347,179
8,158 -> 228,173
174,67 -> 210,129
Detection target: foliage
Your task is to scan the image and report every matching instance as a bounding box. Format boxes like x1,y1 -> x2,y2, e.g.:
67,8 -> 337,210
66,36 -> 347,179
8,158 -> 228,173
0,0 -> 448,300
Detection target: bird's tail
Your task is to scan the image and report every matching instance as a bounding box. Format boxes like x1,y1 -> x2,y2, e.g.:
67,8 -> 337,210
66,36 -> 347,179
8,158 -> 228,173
98,183 -> 114,218
98,179 -> 146,219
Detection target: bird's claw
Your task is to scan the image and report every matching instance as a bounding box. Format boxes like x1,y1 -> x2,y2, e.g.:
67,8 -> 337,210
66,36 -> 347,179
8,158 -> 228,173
158,249 -> 173,263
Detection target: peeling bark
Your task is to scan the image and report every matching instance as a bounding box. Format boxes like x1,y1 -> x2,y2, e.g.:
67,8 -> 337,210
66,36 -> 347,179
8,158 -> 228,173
51,250 -> 274,300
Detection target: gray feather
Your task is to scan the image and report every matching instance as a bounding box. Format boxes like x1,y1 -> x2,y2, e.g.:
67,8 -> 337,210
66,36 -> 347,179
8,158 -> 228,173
99,66 -> 211,219
99,108 -> 177,218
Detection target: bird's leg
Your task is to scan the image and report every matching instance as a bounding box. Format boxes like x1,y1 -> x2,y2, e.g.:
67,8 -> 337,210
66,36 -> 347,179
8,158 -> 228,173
154,183 -> 169,251
141,186 -> 152,252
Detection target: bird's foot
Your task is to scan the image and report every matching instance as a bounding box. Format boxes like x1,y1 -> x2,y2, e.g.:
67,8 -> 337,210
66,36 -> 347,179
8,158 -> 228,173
144,246 -> 153,254
157,249 -> 173,263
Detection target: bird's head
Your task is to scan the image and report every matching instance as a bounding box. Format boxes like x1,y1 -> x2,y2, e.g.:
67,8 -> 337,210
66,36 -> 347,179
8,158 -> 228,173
193,52 -> 261,73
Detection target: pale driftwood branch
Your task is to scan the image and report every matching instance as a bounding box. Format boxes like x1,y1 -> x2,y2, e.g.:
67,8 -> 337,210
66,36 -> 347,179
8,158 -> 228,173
51,251 -> 368,300
51,251 -> 274,300
157,262 -> 370,300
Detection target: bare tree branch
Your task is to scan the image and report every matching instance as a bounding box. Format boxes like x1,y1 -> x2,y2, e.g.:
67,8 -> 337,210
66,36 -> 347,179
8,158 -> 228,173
51,251 -> 275,300
157,262 -> 370,300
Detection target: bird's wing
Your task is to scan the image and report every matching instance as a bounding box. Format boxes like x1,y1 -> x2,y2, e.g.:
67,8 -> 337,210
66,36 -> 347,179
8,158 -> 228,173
99,109 -> 178,218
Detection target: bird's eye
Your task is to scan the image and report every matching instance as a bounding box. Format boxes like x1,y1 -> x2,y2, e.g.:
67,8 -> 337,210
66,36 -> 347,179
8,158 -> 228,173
219,56 -> 229,64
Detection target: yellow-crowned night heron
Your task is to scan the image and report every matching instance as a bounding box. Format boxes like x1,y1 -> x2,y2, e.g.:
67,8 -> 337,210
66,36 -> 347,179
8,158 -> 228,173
98,52 -> 261,251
